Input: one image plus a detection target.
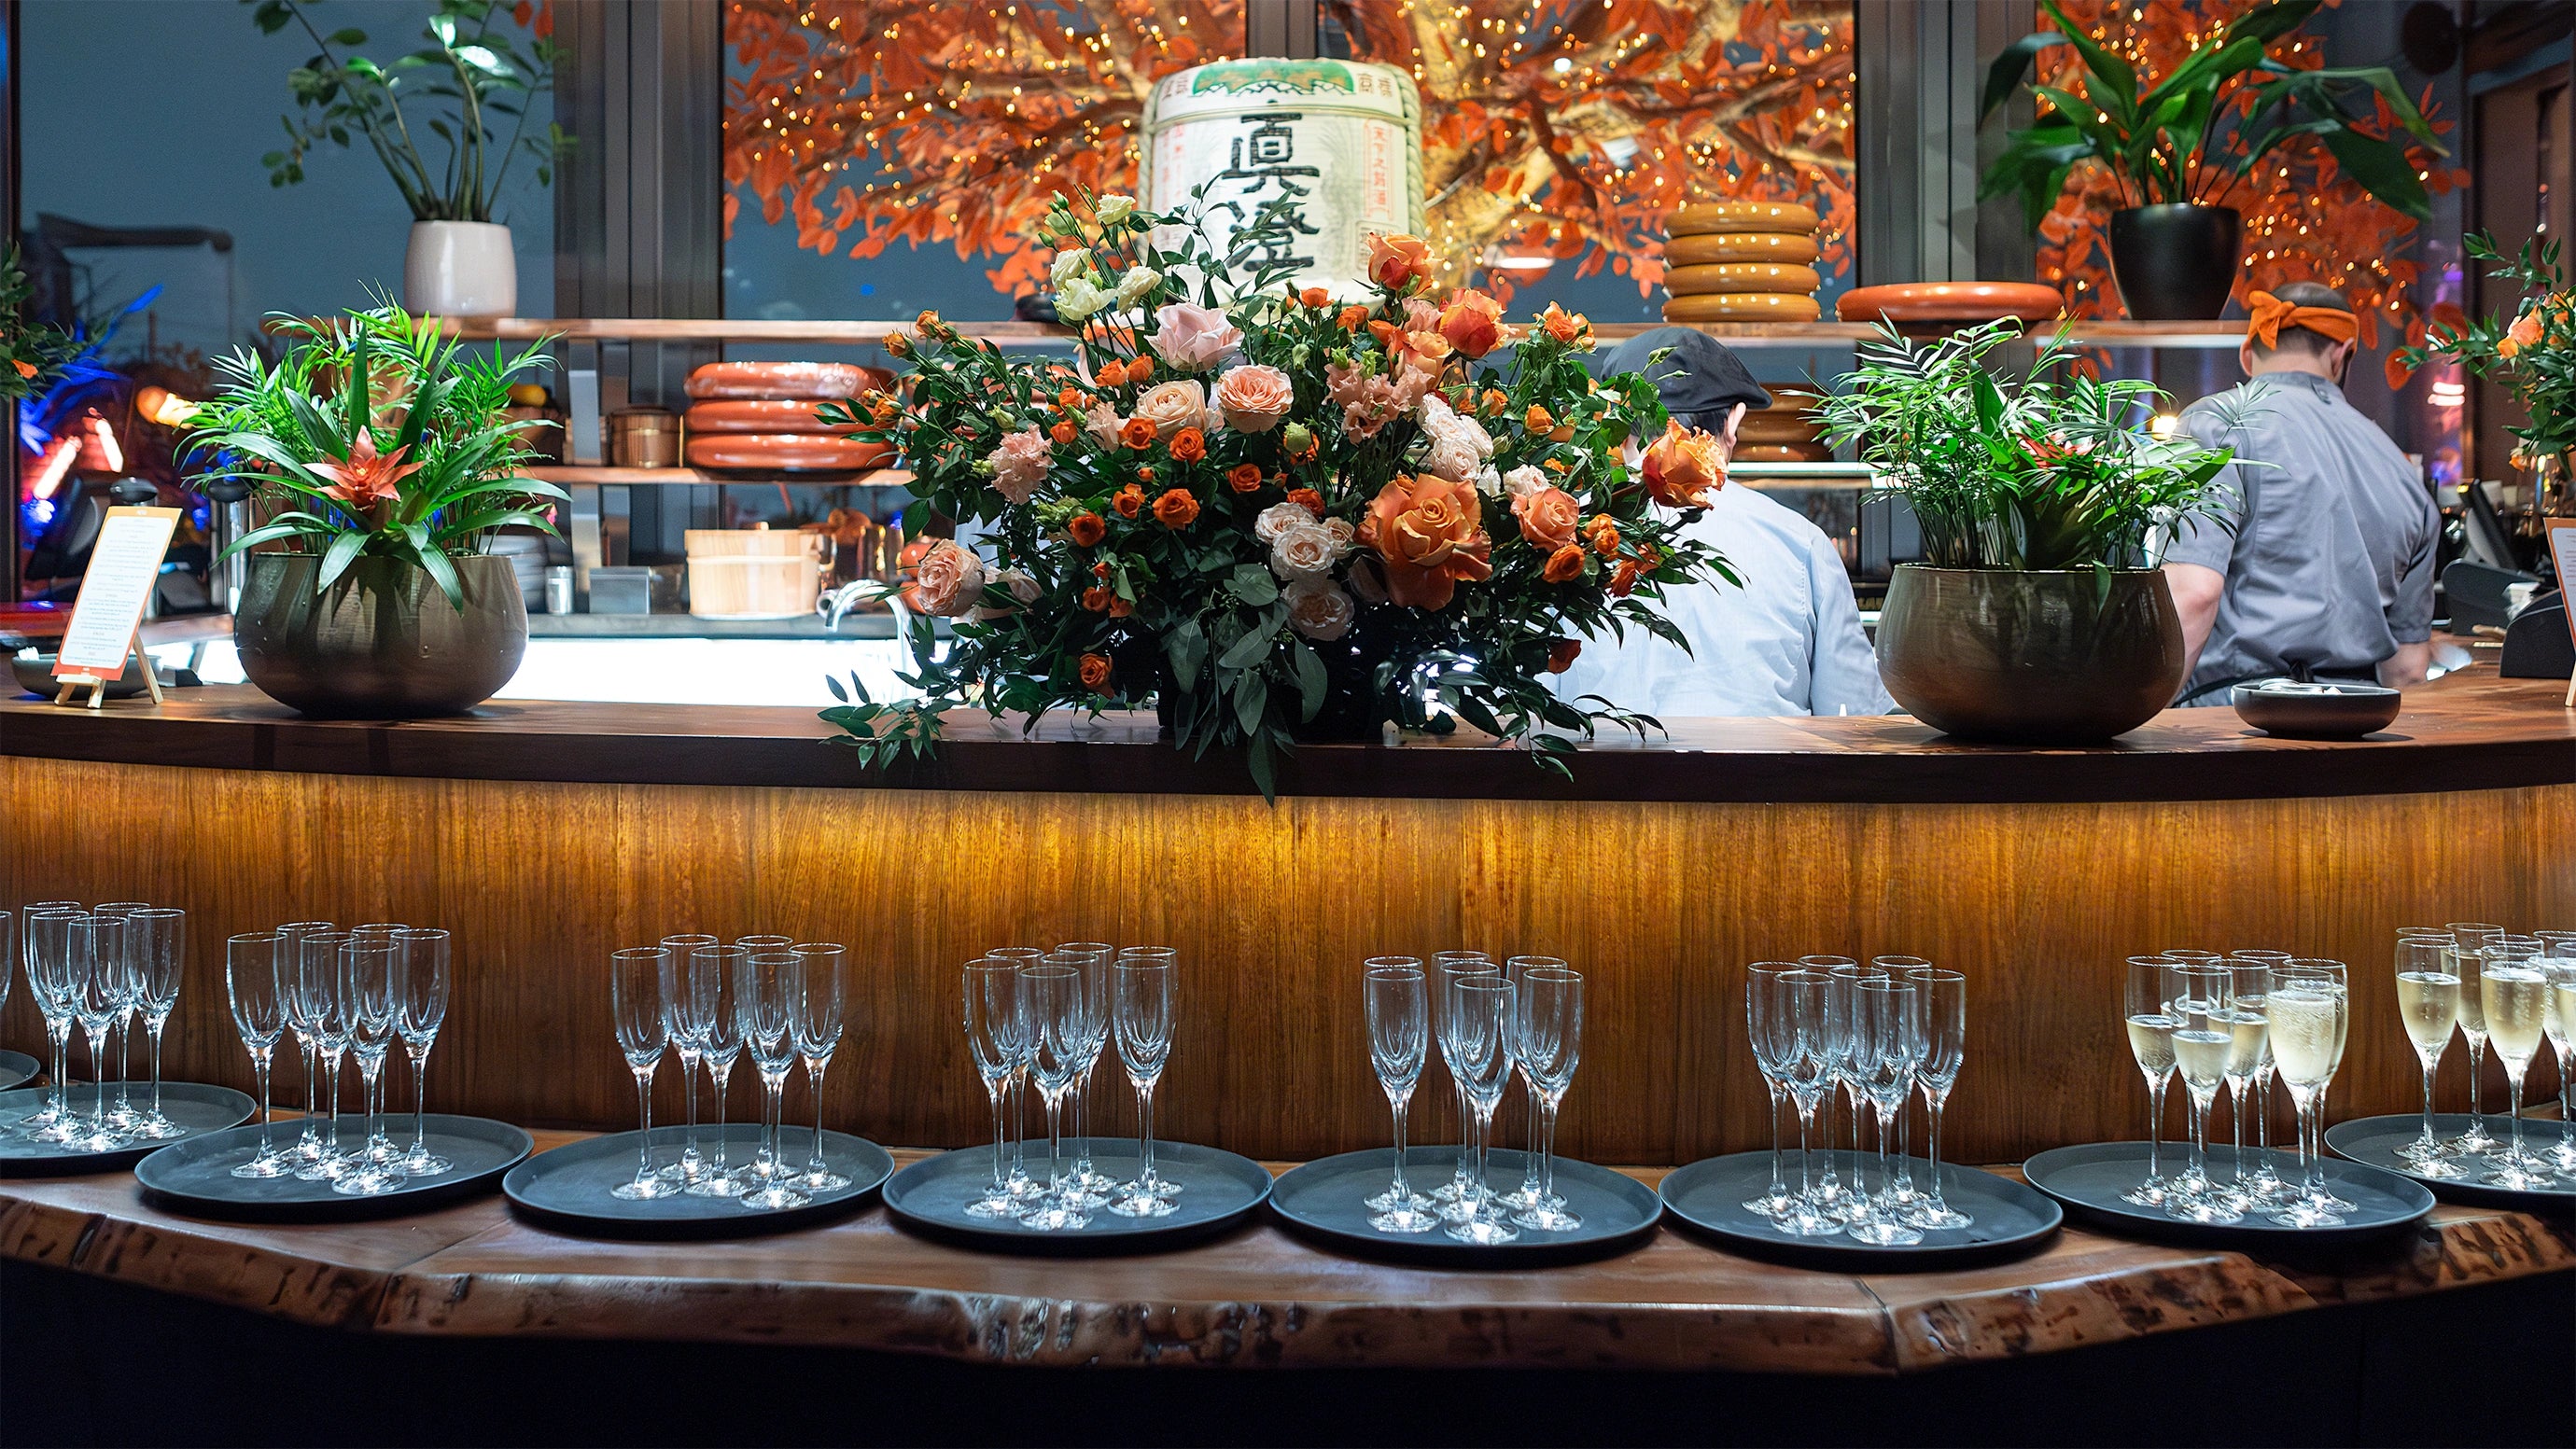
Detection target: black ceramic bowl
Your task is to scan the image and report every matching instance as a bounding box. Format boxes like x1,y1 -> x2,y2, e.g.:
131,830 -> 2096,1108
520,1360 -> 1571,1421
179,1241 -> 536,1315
10,651 -> 155,700
2230,678 -> 2402,739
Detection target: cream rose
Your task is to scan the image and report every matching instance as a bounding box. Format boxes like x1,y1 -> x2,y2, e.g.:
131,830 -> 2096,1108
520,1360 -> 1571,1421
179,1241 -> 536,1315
1269,522 -> 1342,580
998,567 -> 1041,603
1253,500 -> 1314,545
1502,465 -> 1548,500
1214,365 -> 1295,434
1134,380 -> 1216,438
1285,578 -> 1355,641
910,540 -> 987,618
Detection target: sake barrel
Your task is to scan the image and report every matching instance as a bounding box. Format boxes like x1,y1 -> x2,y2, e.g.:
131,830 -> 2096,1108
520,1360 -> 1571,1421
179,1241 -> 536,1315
1142,59 -> 1425,298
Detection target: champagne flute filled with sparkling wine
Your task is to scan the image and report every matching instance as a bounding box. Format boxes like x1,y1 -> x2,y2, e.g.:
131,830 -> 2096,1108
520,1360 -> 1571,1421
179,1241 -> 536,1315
2477,939 -> 2555,1191
2267,961 -> 2350,1229
2391,932 -> 2463,1177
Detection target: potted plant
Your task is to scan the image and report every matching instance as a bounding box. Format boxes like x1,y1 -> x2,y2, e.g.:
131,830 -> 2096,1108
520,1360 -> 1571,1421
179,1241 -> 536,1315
1979,0 -> 2442,319
2395,233 -> 2575,516
187,303 -> 566,718
816,190 -> 1738,797
1817,320 -> 2243,743
252,0 -> 567,318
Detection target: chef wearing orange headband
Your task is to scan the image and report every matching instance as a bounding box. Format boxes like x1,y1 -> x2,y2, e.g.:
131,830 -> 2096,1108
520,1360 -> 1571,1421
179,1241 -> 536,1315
2162,282 -> 2441,704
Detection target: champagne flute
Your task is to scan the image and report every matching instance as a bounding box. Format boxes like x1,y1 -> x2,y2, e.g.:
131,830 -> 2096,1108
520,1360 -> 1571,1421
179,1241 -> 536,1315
1020,961 -> 1091,1232
2165,963 -> 2239,1222
68,913 -> 131,1151
1770,969 -> 1841,1237
961,957 -> 1029,1219
736,951 -> 811,1210
1498,954 -> 1569,1216
1065,942 -> 1121,1202
276,921 -> 335,1163
2391,933 -> 2463,1175
224,931 -> 291,1177
1869,955 -> 1933,1207
91,902 -> 148,1127
2445,922 -> 2503,1155
1441,975 -> 1518,1246
1430,953 -> 1497,1210
19,906 -> 83,1141
983,945 -> 1046,1199
1807,957 -> 1869,1219
1108,954 -> 1178,1217
790,943 -> 850,1192
2228,948 -> 2294,1204
609,947 -> 679,1199
687,944 -> 749,1198
2478,941 -> 2554,1189
333,937 -> 407,1195
1741,963 -> 1801,1219
2269,960 -> 2350,1227
1362,959 -> 1437,1233
2541,938 -> 2576,1177
2121,956 -> 2182,1206
1901,969 -> 1970,1230
1510,967 -> 1584,1233
2216,962 -> 2270,1203
126,908 -> 187,1139
1849,978 -> 1925,1245
656,933 -> 718,1185
394,927 -> 454,1177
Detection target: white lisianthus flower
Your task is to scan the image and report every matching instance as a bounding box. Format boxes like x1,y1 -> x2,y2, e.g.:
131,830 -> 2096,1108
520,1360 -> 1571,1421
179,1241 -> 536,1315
1113,267 -> 1162,307
1050,247 -> 1094,287
1095,194 -> 1138,226
1057,275 -> 1110,322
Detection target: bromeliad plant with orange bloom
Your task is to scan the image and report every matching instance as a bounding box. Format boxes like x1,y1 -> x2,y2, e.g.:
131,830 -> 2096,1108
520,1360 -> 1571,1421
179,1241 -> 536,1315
819,188 -> 1738,795
185,302 -> 566,608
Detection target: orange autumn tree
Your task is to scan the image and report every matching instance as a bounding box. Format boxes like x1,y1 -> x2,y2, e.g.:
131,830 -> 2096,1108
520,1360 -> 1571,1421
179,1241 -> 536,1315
722,0 -> 1855,300
2025,0 -> 2465,341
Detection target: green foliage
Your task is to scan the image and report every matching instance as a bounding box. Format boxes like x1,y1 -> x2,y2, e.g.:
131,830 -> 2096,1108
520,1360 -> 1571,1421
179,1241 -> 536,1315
0,249 -> 77,404
1978,0 -> 2443,230
1814,320 -> 2240,571
185,300 -> 566,609
2394,233 -> 2574,465
247,0 -> 567,222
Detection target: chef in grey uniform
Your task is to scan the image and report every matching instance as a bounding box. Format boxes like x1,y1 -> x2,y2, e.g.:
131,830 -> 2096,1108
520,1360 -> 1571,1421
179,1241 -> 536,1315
2163,282 -> 2441,704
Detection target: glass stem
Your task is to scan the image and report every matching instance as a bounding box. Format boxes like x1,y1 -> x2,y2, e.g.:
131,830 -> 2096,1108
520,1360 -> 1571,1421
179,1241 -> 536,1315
1538,1098 -> 1560,1204
987,1083 -> 1008,1190
2228,1081 -> 2246,1183
1044,1094 -> 1064,1199
49,1024 -> 67,1118
1388,1094 -> 1410,1202
1519,1084 -> 1541,1195
1454,1081 -> 1471,1186
1071,1066 -> 1089,1170
148,1023 -> 165,1119
2418,1060 -> 2440,1150
1873,1101 -> 1893,1204
1470,1099 -> 1491,1217
709,1065 -> 732,1170
253,1054 -> 273,1146
2505,1074 -> 2526,1163
2253,1071 -> 2271,1153
325,1057 -> 342,1152
301,1041 -> 318,1144
90,1027 -> 108,1125
1764,1080 -> 1785,1198
1894,1087 -> 1912,1190
1793,1100 -> 1814,1199
410,1053 -> 428,1152
2467,1038 -> 2485,1129
633,1068 -> 654,1181
2143,1072 -> 2165,1179
2186,1091 -> 2208,1183
807,1058 -> 832,1177
1137,1081 -> 1156,1187
682,1060 -> 701,1167
1925,1095 -> 1947,1210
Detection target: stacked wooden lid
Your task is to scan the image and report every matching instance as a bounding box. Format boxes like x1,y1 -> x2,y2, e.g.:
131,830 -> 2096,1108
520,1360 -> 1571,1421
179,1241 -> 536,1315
1734,384 -> 1833,464
1659,202 -> 1823,325
682,362 -> 895,473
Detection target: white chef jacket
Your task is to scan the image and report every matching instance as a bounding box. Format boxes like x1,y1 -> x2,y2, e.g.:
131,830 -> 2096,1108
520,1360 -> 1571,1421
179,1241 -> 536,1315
1551,481 -> 1893,718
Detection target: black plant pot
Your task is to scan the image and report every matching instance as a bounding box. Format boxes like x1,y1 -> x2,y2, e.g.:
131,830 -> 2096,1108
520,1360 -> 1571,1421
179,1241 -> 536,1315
1876,565 -> 2187,744
2108,204 -> 2242,321
234,552 -> 527,718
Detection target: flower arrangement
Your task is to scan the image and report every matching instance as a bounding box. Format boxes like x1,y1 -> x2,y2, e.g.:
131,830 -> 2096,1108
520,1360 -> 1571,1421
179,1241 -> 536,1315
0,248 -> 77,402
186,302 -> 566,607
2392,233 -> 2575,475
1815,320 -> 2243,572
819,190 -> 1736,794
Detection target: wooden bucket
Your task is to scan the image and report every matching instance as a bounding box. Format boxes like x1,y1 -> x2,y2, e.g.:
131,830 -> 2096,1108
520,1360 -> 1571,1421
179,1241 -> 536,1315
684,525 -> 822,620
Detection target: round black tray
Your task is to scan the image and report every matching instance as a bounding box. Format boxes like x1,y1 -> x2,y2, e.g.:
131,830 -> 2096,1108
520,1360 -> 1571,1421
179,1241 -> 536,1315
2023,1140 -> 2435,1249
1658,1151 -> 2062,1271
504,1123 -> 893,1240
135,1113 -> 533,1222
883,1139 -> 1270,1256
2326,1113 -> 2575,1214
0,1050 -> 38,1093
0,1082 -> 256,1177
1267,1147 -> 1662,1268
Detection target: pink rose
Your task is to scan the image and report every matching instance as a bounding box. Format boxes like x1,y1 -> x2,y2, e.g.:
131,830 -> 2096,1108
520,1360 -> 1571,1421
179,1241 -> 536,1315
1147,301 -> 1244,372
1133,380 -> 1215,438
987,426 -> 1051,504
1285,578 -> 1355,641
909,540 -> 987,618
1214,365 -> 1295,434
1082,401 -> 1124,448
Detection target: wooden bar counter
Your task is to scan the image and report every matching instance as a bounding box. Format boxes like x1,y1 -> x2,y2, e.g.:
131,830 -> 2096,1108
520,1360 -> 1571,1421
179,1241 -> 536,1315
2,671 -> 2571,1167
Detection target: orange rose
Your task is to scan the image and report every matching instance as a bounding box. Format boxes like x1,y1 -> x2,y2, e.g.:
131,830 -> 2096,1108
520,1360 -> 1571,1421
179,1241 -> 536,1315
1480,388 -> 1509,416
1361,473 -> 1493,611
1050,421 -> 1078,445
1437,288 -> 1505,358
1096,359 -> 1129,389
1525,405 -> 1554,433
885,333 -> 912,359
1127,355 -> 1155,383
1538,303 -> 1588,343
1286,487 -> 1325,518
1113,484 -> 1146,519
1120,417 -> 1157,450
1336,305 -> 1369,332
1108,596 -> 1133,619
1169,426 -> 1207,463
1547,638 -> 1582,674
1512,485 -> 1579,550
1541,544 -> 1587,584
1081,586 -> 1113,612
1153,488 -> 1200,529
1300,286 -> 1333,309
1365,232 -> 1435,291
1079,652 -> 1113,692
2499,309 -> 2544,359
1641,417 -> 1725,509
1056,387 -> 1084,410
1068,512 -> 1107,547
1587,514 -> 1621,556
1608,559 -> 1641,597
1227,463 -> 1266,494
1138,467 -> 1155,483
916,309 -> 943,334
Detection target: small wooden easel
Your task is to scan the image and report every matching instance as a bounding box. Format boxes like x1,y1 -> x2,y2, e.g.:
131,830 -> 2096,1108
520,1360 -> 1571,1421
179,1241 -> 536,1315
47,505 -> 179,710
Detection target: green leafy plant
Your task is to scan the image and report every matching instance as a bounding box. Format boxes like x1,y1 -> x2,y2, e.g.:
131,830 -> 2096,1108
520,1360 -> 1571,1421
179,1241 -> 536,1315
1978,0 -> 2443,231
2393,233 -> 2575,467
1815,320 -> 2243,572
0,248 -> 77,403
249,0 -> 567,222
186,301 -> 567,608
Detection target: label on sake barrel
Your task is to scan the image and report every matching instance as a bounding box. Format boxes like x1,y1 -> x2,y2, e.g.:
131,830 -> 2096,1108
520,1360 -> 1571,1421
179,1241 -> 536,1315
1141,59 -> 1425,298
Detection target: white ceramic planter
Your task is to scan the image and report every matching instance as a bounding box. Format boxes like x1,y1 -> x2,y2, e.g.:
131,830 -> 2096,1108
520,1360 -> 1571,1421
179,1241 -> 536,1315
402,220 -> 518,318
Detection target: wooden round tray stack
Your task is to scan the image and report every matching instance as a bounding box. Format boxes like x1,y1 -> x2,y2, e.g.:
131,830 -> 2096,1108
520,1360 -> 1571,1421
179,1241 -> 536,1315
682,362 -> 895,474
1660,202 -> 1823,325
1737,384 -> 1833,464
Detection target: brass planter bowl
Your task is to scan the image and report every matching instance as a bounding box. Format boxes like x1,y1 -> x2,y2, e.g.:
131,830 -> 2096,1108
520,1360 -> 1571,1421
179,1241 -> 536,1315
234,552 -> 527,718
1877,565 -> 2186,744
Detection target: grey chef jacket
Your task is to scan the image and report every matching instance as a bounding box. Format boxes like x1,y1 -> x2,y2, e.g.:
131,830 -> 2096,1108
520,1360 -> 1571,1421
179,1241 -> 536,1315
2163,372 -> 2439,704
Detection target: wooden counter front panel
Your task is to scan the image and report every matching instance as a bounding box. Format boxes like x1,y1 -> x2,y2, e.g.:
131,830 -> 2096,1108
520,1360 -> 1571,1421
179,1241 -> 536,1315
4,757 -> 2570,1164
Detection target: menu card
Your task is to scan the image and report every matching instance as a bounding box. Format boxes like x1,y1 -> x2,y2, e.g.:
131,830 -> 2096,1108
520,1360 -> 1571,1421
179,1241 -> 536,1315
50,505 -> 179,684
2549,518 -> 2576,706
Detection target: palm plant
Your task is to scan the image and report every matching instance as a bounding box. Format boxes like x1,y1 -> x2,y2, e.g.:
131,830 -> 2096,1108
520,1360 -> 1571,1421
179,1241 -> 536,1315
186,303 -> 566,609
1978,0 -> 2443,231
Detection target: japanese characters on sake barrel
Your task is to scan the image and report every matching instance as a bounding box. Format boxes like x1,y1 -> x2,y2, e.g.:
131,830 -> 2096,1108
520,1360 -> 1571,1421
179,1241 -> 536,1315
1141,58 -> 1425,299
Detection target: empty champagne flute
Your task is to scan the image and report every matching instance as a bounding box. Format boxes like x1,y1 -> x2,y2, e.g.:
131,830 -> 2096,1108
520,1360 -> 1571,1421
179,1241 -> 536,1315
69,914 -> 130,1151
962,958 -> 1029,1219
1442,975 -> 1518,1246
333,938 -> 406,1195
1742,963 -> 1801,1219
276,921 -> 334,1163
1066,943 -> 1121,1202
657,934 -> 718,1185
2445,922 -> 2503,1155
92,902 -> 147,1127
790,943 -> 850,1192
1849,978 -> 1925,1245
1430,951 -> 1495,1206
293,930 -> 354,1179
1509,967 -> 1583,1233
1108,954 -> 1178,1217
1771,969 -> 1841,1237
982,946 -> 1046,1198
1798,955 -> 1861,1216
123,909 -> 187,1139
1498,954 -> 1568,1216
2121,956 -> 2182,1206
1869,955 -> 1933,1208
2391,933 -> 2463,1176
609,946 -> 678,1199
20,907 -> 82,1141
393,927 -> 453,1177
2269,961 -> 2351,1227
736,951 -> 811,1211
2477,940 -> 2554,1190
1020,961 -> 1090,1232
1902,969 -> 1970,1230
225,931 -> 291,1177
1362,959 -> 1436,1233
688,944 -> 749,1198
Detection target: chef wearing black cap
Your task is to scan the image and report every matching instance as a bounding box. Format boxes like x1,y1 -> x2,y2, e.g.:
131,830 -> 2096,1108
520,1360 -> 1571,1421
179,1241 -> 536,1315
1553,327 -> 1891,718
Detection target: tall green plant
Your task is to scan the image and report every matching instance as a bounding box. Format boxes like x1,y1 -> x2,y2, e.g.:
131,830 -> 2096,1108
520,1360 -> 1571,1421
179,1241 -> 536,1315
1978,0 -> 2443,231
187,303 -> 567,609
250,0 -> 567,223
1815,320 -> 2245,572
2394,234 -> 2575,467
